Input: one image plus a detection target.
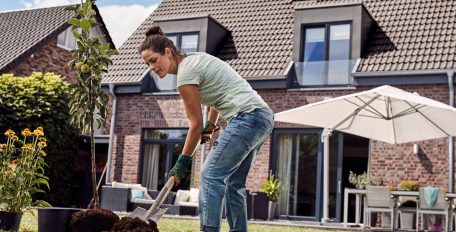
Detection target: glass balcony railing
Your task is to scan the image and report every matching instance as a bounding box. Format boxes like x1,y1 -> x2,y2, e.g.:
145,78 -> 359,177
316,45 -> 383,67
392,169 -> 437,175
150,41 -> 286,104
293,59 -> 356,87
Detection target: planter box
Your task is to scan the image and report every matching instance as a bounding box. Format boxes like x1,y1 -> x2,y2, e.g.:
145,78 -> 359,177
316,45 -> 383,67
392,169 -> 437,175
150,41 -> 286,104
38,207 -> 83,232
0,211 -> 22,231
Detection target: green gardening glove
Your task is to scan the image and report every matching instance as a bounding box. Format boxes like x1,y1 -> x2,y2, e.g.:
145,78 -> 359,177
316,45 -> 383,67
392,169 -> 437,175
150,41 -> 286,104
168,155 -> 192,186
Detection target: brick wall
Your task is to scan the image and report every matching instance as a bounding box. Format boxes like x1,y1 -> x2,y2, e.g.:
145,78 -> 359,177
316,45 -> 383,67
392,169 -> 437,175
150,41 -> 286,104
369,84 -> 453,188
108,83 -> 455,191
7,37 -> 77,83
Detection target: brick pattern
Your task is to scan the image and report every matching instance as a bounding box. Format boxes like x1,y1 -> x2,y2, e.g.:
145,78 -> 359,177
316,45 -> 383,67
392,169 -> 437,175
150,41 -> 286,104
108,91 -> 276,190
7,37 -> 77,82
109,84 -> 456,191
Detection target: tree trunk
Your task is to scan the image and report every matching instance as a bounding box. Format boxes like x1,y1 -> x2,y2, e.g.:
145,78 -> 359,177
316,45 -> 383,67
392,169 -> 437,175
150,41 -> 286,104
90,94 -> 99,209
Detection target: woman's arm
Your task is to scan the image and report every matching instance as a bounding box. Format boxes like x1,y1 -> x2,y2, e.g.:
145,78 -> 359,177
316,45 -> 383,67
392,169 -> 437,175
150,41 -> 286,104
178,84 -> 203,157
207,107 -> 219,125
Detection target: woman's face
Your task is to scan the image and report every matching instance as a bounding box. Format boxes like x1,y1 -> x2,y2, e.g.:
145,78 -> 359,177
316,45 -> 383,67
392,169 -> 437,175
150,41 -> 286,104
141,48 -> 176,78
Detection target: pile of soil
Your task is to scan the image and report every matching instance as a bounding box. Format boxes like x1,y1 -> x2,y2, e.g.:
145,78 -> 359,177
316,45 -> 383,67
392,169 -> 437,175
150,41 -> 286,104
111,217 -> 159,232
69,208 -> 119,232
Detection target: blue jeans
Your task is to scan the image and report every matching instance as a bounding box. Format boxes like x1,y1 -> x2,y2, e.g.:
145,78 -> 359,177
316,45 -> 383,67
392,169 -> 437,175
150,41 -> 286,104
199,107 -> 274,232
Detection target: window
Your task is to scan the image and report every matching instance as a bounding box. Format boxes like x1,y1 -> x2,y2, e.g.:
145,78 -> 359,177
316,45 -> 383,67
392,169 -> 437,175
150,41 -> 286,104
295,23 -> 353,87
57,26 -> 105,51
148,33 -> 199,92
57,26 -> 78,50
141,129 -> 188,190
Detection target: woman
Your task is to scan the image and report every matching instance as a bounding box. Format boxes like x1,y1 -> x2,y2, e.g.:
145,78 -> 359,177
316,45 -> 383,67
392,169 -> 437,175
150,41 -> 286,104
140,26 -> 274,232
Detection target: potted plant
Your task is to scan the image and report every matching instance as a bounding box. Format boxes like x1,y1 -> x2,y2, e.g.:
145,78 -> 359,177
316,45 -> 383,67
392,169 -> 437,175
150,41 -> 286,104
398,180 -> 420,191
261,170 -> 282,220
348,171 -> 382,189
0,128 -> 51,231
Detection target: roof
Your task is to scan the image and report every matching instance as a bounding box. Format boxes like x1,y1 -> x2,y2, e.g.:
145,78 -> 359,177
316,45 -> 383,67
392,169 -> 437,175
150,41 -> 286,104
0,4 -> 114,73
104,0 -> 456,84
359,0 -> 456,72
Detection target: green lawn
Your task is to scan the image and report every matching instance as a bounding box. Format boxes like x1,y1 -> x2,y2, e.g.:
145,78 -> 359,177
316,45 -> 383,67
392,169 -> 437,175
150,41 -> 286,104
15,210 -> 343,232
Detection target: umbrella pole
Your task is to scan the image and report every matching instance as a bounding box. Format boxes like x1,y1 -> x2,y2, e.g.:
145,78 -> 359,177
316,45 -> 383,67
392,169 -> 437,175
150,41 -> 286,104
321,128 -> 332,223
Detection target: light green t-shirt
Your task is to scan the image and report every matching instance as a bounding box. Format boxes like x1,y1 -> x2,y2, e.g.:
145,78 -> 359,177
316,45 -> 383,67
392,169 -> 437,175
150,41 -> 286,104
177,52 -> 268,120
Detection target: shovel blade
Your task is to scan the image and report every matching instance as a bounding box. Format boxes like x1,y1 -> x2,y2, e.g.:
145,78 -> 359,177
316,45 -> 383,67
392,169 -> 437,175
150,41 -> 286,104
127,206 -> 169,222
128,207 -> 147,220
149,207 -> 168,222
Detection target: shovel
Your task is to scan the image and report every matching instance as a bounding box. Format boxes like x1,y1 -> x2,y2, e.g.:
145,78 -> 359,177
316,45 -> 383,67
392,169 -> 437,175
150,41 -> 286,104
127,176 -> 175,223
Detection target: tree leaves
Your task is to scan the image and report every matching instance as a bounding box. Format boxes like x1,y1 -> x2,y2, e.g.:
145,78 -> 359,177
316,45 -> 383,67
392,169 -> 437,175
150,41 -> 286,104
66,0 -> 117,209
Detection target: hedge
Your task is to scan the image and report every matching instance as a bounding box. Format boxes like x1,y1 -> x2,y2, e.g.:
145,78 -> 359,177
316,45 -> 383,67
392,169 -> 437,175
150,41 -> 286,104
0,72 -> 79,206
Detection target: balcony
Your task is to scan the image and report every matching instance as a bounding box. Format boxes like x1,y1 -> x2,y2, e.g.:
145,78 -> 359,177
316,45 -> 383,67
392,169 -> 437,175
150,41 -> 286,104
290,60 -> 356,88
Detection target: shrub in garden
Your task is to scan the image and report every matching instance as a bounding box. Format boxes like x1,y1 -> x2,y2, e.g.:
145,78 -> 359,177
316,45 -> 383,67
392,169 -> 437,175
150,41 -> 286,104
0,72 -> 79,206
0,128 -> 51,212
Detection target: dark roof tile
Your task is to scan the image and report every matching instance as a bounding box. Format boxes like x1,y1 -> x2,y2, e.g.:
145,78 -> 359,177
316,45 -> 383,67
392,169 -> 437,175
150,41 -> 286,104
0,4 -> 113,73
0,5 -> 75,72
104,0 -> 456,83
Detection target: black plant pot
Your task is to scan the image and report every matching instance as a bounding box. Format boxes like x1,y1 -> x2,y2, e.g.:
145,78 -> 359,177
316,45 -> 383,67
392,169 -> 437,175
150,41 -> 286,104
0,211 -> 22,231
38,207 -> 82,232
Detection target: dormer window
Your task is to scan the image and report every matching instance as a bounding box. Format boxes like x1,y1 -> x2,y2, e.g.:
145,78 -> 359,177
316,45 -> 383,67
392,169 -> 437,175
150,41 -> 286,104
140,14 -> 228,94
167,33 -> 199,53
297,23 -> 353,87
291,3 -> 375,89
57,26 -> 107,51
57,26 -> 78,50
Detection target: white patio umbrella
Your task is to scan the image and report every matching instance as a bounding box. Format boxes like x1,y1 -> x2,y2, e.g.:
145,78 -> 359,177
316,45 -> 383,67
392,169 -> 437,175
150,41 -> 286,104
275,85 -> 456,221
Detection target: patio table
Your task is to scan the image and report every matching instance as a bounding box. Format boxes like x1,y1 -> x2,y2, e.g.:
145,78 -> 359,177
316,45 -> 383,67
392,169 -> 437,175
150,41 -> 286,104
343,189 -> 456,229
343,188 -> 419,228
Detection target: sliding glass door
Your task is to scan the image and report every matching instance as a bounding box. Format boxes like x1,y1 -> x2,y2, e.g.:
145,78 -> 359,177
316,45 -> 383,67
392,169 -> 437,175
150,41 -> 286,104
272,129 -> 342,221
141,129 -> 187,190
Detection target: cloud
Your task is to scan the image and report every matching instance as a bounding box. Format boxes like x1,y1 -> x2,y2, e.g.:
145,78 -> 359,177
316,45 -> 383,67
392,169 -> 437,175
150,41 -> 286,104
21,0 -> 79,9
98,4 -> 157,47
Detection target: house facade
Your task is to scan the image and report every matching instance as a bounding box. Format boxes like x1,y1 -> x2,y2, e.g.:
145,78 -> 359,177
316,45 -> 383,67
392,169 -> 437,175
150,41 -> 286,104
102,0 -> 456,222
0,5 -> 114,83
0,4 -> 115,207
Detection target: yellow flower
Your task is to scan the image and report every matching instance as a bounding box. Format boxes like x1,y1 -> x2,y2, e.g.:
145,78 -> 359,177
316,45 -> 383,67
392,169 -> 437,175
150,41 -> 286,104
21,128 -> 32,137
38,141 -> 47,148
32,128 -> 44,136
11,135 -> 19,141
22,144 -> 33,152
4,129 -> 15,137
39,137 -> 46,142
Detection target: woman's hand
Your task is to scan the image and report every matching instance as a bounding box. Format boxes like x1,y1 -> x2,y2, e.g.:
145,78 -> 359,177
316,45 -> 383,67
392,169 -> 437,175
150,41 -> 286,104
168,155 -> 192,186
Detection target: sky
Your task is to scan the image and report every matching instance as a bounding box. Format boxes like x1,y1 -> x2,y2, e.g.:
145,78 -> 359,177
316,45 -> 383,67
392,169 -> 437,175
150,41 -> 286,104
0,0 -> 162,47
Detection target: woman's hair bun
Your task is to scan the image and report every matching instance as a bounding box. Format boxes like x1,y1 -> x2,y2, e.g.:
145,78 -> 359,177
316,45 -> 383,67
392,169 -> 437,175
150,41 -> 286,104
145,26 -> 164,37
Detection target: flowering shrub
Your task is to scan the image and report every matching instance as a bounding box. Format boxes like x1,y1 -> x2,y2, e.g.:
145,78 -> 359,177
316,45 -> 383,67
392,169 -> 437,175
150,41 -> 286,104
0,128 -> 51,212
398,180 -> 420,191
348,171 -> 383,189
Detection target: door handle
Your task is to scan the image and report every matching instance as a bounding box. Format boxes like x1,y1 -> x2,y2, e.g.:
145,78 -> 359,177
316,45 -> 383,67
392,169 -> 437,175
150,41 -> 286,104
338,181 -> 341,194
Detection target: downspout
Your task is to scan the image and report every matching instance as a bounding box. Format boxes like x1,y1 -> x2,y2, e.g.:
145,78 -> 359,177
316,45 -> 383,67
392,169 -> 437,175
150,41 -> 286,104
106,83 -> 117,185
448,71 -> 454,192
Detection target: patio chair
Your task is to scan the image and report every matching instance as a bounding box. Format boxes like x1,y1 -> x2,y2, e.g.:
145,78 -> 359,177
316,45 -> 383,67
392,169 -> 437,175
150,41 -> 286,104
416,187 -> 450,232
396,197 -> 417,230
364,186 -> 396,230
